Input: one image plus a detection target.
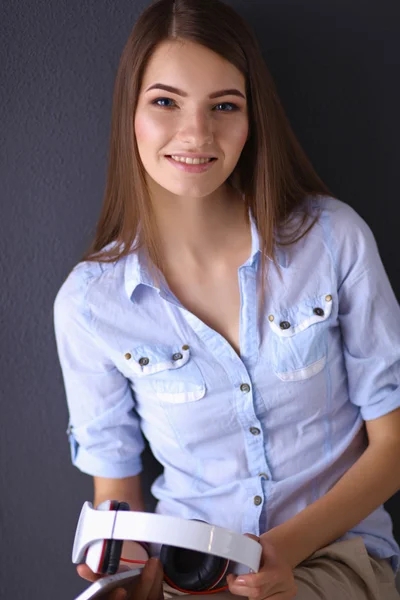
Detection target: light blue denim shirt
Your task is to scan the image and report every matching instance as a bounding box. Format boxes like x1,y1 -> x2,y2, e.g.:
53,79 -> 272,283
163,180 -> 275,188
54,196 -> 400,571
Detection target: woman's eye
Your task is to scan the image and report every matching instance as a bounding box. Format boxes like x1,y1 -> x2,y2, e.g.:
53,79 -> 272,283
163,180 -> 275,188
152,97 -> 176,108
214,102 -> 239,112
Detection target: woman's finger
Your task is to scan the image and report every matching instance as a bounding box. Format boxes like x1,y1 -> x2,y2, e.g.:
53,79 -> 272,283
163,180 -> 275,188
148,558 -> 164,600
76,564 -> 103,582
135,558 -> 163,599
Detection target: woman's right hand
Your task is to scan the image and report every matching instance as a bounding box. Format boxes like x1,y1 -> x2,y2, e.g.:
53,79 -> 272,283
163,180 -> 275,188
76,557 -> 164,600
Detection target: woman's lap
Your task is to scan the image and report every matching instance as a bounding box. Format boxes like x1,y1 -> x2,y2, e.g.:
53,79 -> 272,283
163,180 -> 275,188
293,537 -> 399,600
165,537 -> 399,600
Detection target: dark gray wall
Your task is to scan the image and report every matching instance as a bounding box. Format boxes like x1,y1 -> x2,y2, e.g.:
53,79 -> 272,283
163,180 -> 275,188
1,1 -> 399,598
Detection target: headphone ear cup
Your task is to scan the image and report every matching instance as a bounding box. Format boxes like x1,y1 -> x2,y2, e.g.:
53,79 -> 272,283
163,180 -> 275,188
105,501 -> 130,575
160,545 -> 229,592
197,553 -> 229,590
86,500 -> 120,574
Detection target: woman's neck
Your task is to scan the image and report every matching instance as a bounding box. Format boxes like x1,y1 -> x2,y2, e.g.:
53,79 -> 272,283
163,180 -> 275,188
150,186 -> 250,271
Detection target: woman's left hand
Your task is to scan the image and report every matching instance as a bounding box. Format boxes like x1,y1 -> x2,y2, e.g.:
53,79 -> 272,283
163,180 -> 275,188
226,534 -> 298,600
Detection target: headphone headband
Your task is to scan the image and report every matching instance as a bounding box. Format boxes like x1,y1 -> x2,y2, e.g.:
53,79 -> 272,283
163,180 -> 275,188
73,502 -> 261,574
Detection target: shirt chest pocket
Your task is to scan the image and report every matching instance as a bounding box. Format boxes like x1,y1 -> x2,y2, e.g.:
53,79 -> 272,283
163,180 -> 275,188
267,293 -> 333,382
124,343 -> 206,403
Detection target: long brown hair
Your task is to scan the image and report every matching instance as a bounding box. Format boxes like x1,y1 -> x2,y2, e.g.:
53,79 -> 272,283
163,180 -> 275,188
83,0 -> 331,295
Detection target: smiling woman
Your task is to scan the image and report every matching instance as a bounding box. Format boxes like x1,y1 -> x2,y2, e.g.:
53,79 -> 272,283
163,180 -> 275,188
80,0 -> 330,297
134,39 -> 249,199
53,1 -> 400,600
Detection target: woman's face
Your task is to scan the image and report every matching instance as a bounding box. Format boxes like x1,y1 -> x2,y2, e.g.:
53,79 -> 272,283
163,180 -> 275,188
134,39 -> 249,200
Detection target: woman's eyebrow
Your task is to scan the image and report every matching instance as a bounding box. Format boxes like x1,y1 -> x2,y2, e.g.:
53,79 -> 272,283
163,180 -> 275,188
145,83 -> 246,99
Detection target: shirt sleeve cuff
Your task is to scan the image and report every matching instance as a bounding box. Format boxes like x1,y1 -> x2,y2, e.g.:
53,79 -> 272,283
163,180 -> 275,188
360,386 -> 400,421
70,436 -> 143,478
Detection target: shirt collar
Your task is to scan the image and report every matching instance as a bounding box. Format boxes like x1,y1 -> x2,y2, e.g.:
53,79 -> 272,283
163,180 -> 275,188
124,207 -> 287,301
246,207 -> 287,269
124,244 -> 157,302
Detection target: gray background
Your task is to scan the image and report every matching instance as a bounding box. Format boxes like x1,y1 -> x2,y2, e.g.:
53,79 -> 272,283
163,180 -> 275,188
1,1 -> 399,598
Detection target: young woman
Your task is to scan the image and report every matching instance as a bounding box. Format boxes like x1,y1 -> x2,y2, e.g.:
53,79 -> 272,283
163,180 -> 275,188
54,0 -> 400,598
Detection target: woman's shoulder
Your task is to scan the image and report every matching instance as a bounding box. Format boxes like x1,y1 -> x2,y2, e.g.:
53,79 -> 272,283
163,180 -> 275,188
54,243 -> 133,318
299,195 -> 376,255
306,195 -> 380,277
312,195 -> 373,235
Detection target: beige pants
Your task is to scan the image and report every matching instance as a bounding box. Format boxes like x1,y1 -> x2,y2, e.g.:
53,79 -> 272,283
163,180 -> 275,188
167,537 -> 399,600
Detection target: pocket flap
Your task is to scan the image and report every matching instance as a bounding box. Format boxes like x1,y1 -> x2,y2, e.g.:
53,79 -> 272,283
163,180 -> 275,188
124,343 -> 191,376
268,293 -> 333,338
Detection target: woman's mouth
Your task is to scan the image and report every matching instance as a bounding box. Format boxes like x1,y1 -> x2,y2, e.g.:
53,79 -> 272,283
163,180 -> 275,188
165,155 -> 217,173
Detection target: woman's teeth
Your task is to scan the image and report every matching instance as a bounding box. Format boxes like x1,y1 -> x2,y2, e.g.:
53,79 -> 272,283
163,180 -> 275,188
169,156 -> 214,165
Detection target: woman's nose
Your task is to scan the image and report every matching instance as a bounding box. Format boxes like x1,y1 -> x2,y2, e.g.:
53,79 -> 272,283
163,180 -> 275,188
175,110 -> 214,146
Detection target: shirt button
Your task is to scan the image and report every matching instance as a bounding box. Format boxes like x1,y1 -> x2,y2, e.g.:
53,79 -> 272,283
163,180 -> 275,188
250,427 -> 261,436
259,472 -> 269,479
253,495 -> 263,506
325,295 -> 332,302
172,353 -> 183,361
182,345 -> 190,351
240,383 -> 251,393
313,307 -> 325,317
280,321 -> 291,330
125,353 -> 132,360
139,357 -> 150,366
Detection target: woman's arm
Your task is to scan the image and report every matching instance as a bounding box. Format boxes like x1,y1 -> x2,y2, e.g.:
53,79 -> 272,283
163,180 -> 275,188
93,474 -> 145,511
260,408 -> 400,568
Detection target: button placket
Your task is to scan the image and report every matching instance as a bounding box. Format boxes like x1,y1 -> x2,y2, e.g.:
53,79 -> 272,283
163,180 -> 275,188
240,385 -> 270,487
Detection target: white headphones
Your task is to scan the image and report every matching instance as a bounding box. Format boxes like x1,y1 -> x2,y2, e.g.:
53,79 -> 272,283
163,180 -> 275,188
73,500 -> 262,594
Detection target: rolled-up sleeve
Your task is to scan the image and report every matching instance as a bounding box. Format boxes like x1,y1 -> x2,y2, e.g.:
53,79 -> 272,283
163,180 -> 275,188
54,265 -> 144,478
335,203 -> 400,420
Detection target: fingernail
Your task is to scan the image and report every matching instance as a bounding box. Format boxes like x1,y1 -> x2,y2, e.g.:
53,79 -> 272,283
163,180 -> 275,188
236,578 -> 247,585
